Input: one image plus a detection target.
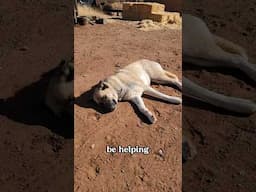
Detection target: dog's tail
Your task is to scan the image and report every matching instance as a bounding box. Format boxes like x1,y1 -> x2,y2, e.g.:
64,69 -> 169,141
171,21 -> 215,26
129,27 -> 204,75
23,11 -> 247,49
214,35 -> 248,61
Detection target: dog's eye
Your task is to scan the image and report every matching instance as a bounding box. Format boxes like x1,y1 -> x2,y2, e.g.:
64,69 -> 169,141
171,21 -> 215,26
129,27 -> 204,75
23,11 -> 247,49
112,99 -> 117,104
101,83 -> 109,90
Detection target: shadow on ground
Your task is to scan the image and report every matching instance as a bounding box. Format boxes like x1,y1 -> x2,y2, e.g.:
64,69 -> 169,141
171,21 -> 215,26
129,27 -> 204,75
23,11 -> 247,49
0,67 -> 74,139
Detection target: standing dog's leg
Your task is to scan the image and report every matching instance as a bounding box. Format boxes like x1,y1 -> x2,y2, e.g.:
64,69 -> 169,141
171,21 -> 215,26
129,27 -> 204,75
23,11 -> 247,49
130,96 -> 156,123
144,87 -> 182,104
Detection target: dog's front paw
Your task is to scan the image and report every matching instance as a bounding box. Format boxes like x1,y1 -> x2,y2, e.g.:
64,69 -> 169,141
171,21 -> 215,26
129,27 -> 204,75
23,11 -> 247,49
145,112 -> 157,124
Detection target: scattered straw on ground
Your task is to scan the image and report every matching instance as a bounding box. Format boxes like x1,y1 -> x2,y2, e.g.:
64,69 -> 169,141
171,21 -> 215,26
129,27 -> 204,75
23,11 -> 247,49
77,4 -> 109,18
136,19 -> 181,31
76,5 -> 181,30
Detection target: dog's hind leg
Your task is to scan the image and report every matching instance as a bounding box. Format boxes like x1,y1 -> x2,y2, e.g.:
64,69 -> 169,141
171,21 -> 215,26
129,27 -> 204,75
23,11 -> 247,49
212,34 -> 256,81
151,71 -> 182,90
184,52 -> 256,82
212,35 -> 256,81
213,35 -> 248,61
144,87 -> 182,104
183,15 -> 256,81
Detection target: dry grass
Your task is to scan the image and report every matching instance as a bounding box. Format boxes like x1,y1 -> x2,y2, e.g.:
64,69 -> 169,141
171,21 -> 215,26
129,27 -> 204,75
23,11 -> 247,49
137,19 -> 182,31
77,4 -> 109,18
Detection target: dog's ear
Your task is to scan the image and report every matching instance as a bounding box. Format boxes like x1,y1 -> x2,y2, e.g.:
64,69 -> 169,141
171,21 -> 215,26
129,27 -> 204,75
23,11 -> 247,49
59,59 -> 66,68
98,80 -> 109,90
58,60 -> 67,73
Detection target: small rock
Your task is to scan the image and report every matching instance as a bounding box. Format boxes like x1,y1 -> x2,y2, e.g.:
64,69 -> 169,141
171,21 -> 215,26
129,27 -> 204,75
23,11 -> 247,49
158,149 -> 164,155
95,166 -> 100,174
139,175 -> 144,181
93,113 -> 101,120
158,149 -> 164,158
91,144 -> 95,149
115,63 -> 121,68
106,135 -> 111,141
154,108 -> 161,117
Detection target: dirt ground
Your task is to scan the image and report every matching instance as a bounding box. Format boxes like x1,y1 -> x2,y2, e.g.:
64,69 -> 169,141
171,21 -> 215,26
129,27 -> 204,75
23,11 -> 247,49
1,1 -> 255,191
74,20 -> 182,191
0,1 -> 73,191
183,1 -> 256,192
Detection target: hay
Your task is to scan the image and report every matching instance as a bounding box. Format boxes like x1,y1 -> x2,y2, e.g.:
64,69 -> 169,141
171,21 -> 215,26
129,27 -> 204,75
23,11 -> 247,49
77,4 -> 109,18
137,19 -> 181,31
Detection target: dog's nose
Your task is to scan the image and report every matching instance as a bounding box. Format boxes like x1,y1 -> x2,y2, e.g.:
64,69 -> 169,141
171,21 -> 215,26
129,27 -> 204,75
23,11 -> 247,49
108,106 -> 116,112
103,103 -> 116,112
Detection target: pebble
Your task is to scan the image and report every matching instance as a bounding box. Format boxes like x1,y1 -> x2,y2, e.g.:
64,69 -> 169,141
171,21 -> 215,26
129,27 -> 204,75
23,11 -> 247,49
91,144 -> 95,149
115,63 -> 121,68
158,149 -> 164,158
92,113 -> 101,121
95,166 -> 100,174
106,135 -> 111,141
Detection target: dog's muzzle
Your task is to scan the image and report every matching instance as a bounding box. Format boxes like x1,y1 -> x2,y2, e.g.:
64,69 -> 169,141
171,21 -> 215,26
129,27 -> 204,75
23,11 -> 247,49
102,99 -> 117,112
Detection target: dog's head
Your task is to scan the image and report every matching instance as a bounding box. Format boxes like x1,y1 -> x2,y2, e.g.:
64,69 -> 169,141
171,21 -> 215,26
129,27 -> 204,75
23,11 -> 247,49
93,80 -> 118,112
58,59 -> 74,82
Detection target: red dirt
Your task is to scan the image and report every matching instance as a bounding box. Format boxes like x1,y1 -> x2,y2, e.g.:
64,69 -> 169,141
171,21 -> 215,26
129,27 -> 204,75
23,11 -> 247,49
183,1 -> 256,192
74,21 -> 182,192
0,1 -> 73,191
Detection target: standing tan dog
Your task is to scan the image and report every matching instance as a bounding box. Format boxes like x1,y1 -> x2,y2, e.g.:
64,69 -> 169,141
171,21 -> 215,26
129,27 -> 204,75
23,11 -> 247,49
93,59 -> 182,123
